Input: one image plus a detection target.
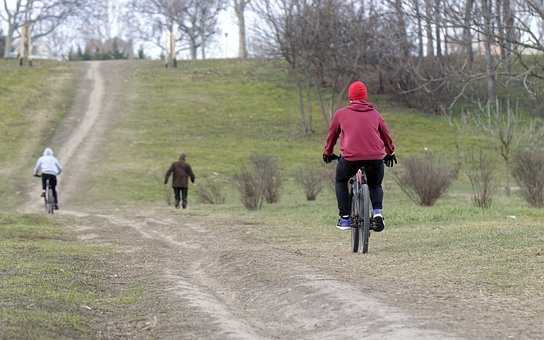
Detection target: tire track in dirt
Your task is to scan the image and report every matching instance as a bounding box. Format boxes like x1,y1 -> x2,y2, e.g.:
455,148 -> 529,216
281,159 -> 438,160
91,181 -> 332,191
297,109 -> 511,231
78,210 -> 461,339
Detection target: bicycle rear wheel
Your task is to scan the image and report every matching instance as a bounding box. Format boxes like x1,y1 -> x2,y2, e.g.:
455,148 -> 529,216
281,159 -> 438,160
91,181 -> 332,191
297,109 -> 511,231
351,188 -> 361,253
47,187 -> 55,215
361,184 -> 371,253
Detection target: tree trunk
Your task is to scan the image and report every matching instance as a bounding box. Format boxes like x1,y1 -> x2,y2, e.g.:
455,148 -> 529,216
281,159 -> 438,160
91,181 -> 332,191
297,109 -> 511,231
496,0 -> 506,59
167,24 -> 177,68
415,0 -> 424,59
394,0 -> 410,58
190,38 -> 197,60
434,0 -> 442,58
234,0 -> 248,59
4,26 -> 13,58
503,0 -> 513,76
201,37 -> 206,59
463,0 -> 475,64
424,0 -> 434,57
482,0 -> 497,104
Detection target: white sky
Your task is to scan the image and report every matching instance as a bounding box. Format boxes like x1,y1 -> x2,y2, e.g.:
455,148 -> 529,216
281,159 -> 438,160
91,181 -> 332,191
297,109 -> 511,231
1,0 -> 245,59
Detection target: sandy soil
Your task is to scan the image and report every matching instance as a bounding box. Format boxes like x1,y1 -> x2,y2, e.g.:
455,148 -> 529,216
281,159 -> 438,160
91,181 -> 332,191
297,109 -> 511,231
20,60 -> 532,339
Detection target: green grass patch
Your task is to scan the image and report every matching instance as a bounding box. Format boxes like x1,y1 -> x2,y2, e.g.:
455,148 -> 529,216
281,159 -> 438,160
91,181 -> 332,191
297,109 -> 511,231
0,213 -> 139,339
85,59 -> 486,206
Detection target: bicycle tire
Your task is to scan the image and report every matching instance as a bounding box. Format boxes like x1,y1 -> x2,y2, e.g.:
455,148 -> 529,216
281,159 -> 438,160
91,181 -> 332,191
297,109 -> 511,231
351,188 -> 360,253
46,183 -> 55,215
361,184 -> 371,253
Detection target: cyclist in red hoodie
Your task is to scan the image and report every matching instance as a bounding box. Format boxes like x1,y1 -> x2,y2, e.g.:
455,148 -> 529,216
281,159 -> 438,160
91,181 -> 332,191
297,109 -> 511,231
323,81 -> 397,231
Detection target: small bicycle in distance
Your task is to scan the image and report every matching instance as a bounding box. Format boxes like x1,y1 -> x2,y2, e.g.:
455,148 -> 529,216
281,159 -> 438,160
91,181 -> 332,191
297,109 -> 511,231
35,174 -> 55,215
331,155 -> 374,254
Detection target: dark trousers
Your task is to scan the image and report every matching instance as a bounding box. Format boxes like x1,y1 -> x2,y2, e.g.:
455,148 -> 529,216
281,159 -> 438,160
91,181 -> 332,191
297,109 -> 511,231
173,187 -> 188,207
336,158 -> 384,216
42,174 -> 58,204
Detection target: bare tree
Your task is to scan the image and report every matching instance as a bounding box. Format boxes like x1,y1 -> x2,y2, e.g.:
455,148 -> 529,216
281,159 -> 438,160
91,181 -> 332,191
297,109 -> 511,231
177,0 -> 225,60
128,0 -> 185,67
2,0 -> 24,58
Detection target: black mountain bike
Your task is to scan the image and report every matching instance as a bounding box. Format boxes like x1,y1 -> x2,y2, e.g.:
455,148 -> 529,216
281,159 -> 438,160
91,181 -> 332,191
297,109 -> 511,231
331,155 -> 373,254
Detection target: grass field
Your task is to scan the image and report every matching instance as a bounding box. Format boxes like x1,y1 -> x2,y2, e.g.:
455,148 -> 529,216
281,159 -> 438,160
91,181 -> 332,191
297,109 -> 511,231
84,59 -> 487,205
0,60 -> 79,209
0,213 -> 142,338
84,59 -> 544,323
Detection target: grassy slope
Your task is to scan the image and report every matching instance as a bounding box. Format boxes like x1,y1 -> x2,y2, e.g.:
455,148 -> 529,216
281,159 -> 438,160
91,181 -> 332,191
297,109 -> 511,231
87,59 -> 544,325
0,60 -> 78,208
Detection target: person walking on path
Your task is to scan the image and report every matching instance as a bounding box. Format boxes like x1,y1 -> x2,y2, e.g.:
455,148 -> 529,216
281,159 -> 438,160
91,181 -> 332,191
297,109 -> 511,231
164,153 -> 195,209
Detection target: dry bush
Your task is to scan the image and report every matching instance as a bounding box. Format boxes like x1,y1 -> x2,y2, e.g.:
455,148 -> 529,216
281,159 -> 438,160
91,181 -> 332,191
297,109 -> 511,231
234,154 -> 283,210
234,166 -> 262,210
393,151 -> 458,206
512,150 -> 544,208
294,166 -> 326,201
325,165 -> 336,193
195,176 -> 226,204
464,149 -> 496,209
249,154 -> 282,204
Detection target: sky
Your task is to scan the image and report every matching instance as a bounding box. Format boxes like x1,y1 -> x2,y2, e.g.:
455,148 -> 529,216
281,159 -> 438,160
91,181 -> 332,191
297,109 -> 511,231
1,0 -> 245,59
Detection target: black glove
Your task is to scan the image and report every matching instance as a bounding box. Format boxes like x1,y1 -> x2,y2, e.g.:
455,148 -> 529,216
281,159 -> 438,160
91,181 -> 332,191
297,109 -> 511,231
384,154 -> 397,167
323,154 -> 334,164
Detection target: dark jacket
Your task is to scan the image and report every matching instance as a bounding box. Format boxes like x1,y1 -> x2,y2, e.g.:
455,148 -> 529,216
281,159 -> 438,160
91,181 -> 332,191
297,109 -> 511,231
165,160 -> 195,188
324,100 -> 395,161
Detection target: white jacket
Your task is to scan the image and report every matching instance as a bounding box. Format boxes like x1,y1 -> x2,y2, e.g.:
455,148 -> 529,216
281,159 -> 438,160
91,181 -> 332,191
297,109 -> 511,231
33,148 -> 63,176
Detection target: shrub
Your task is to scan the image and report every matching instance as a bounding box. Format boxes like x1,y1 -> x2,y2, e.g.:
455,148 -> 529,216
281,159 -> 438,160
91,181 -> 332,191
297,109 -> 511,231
464,149 -> 496,209
512,150 -> 544,208
393,151 -> 458,206
294,165 -> 326,201
249,154 -> 282,204
234,154 -> 283,210
195,176 -> 226,204
325,165 -> 336,193
234,166 -> 262,210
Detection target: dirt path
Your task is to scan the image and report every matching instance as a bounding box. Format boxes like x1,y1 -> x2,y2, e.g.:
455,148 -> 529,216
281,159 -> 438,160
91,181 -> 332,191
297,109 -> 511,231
23,61 -> 464,339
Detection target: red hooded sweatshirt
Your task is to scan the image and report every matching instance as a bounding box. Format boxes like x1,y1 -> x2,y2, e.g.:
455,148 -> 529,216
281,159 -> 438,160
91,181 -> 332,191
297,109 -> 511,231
324,100 -> 395,161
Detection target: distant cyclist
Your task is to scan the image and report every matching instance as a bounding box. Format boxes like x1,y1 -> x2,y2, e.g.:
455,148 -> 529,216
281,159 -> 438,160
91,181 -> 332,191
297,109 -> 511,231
323,81 -> 397,231
33,148 -> 63,210
164,153 -> 195,209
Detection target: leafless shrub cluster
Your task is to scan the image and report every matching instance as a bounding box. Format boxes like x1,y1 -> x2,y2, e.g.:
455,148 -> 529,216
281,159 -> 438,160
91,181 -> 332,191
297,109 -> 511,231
294,165 -> 326,201
512,150 -> 544,208
464,149 -> 497,209
195,175 -> 226,204
393,151 -> 459,206
234,154 -> 282,210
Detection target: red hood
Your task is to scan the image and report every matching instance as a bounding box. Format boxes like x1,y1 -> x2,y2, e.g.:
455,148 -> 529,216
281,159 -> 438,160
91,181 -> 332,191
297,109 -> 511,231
349,100 -> 376,112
